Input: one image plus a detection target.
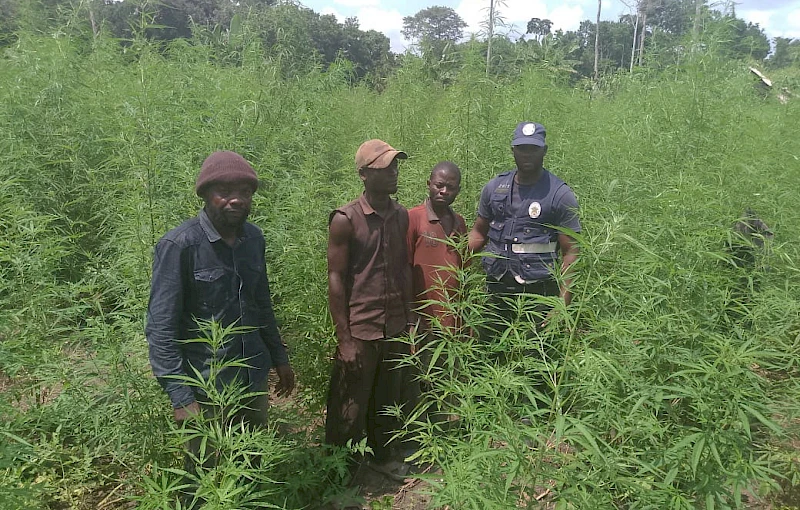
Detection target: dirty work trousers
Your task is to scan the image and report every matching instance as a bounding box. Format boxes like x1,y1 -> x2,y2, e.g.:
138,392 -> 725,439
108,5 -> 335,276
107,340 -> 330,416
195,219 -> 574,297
325,336 -> 418,462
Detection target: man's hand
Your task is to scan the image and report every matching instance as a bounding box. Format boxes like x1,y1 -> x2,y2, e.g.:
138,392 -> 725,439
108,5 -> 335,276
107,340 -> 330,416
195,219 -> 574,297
336,332 -> 359,364
468,216 -> 490,253
540,307 -> 557,330
407,319 -> 419,355
558,233 -> 578,307
275,364 -> 295,397
174,401 -> 200,422
406,318 -> 419,335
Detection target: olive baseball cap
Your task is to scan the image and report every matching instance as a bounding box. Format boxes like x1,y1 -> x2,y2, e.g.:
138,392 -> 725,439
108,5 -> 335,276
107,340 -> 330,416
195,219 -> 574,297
511,122 -> 546,147
355,139 -> 407,171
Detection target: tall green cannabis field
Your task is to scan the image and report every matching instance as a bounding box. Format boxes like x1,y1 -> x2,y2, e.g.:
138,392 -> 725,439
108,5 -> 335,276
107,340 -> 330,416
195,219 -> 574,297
1,29 -> 799,509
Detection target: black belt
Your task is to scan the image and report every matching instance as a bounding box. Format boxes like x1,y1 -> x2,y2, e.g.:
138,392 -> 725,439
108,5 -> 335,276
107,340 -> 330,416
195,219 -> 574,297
486,274 -> 559,296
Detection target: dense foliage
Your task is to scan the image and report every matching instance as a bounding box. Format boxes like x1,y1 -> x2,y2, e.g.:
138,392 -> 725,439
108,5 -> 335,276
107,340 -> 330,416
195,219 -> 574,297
1,8 -> 800,510
0,0 -> 797,83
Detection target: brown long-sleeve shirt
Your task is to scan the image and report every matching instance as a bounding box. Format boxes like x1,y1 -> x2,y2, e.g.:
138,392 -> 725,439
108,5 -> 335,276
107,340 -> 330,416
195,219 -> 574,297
330,194 -> 410,340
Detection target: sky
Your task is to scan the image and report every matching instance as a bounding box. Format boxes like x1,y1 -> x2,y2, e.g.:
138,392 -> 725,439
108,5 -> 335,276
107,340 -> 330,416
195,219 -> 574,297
299,0 -> 800,53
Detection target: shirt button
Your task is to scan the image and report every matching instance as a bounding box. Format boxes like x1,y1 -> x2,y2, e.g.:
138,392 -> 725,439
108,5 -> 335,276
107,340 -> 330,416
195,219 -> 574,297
513,237 -> 518,242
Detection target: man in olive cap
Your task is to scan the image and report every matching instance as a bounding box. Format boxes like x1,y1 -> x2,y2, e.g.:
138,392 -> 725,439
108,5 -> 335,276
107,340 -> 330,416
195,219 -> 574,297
325,139 -> 418,478
146,151 -> 294,493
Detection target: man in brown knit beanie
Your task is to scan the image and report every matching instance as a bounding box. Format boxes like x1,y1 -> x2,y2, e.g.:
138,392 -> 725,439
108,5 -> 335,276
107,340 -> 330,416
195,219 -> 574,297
146,151 -> 294,505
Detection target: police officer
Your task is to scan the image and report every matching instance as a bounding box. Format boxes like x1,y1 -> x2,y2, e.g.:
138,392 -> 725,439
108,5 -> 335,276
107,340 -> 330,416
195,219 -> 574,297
468,121 -> 581,328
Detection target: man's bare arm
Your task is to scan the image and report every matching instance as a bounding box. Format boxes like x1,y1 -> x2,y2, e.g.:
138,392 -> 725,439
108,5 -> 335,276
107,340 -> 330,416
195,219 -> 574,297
557,233 -> 579,306
328,213 -> 353,345
400,213 -> 417,329
468,216 -> 490,253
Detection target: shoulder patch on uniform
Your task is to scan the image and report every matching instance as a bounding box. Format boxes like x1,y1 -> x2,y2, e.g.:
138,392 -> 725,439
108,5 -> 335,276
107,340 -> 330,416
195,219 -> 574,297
495,183 -> 511,194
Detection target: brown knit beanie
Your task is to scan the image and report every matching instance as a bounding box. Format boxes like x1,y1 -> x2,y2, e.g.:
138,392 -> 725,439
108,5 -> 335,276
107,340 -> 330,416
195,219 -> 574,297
195,151 -> 259,196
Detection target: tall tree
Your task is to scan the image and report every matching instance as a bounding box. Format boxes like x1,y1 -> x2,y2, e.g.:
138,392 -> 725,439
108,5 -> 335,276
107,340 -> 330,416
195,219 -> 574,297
619,0 -> 642,71
637,1 -> 647,66
213,0 -> 277,28
594,0 -> 601,80
574,20 -> 635,77
629,11 -> 640,71
768,37 -> 800,69
487,0 -> 494,74
153,0 -> 218,39
402,5 -> 466,67
401,6 -> 466,44
730,19 -> 770,60
701,13 -> 769,61
311,13 -> 345,64
483,0 -> 507,74
342,17 -> 391,78
646,0 -> 696,35
526,17 -> 553,42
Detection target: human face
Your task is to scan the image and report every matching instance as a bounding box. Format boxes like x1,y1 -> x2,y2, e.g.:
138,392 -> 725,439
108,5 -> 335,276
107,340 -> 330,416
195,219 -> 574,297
203,181 -> 254,232
360,158 -> 399,195
428,169 -> 460,208
512,144 -> 547,174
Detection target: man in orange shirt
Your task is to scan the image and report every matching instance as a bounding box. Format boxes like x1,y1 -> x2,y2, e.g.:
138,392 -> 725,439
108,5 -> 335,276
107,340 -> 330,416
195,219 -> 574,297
407,162 -> 467,429
407,161 -> 467,336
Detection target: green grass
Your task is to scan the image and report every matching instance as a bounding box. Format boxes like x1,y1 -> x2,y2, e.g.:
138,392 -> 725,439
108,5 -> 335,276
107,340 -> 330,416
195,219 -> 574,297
1,26 -> 799,509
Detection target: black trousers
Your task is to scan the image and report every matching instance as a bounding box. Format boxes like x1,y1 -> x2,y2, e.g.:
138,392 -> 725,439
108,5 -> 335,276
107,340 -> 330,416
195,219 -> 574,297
482,275 -> 562,410
484,274 -> 560,340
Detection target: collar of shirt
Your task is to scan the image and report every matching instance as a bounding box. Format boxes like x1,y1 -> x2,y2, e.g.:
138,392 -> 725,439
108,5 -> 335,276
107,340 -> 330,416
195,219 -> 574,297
424,197 -> 454,224
199,209 -> 222,243
358,193 -> 397,220
199,209 -> 252,244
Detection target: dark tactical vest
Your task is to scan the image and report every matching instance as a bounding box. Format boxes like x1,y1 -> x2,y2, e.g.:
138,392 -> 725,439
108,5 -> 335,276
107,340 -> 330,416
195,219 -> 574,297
482,169 -> 567,283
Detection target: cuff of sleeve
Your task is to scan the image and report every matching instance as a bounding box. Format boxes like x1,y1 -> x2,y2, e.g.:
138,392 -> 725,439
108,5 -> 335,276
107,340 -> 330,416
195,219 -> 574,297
165,383 -> 196,409
271,352 -> 290,367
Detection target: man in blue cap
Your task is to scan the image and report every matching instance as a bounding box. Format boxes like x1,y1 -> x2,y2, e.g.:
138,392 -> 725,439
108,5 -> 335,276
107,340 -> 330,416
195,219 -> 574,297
468,121 -> 581,330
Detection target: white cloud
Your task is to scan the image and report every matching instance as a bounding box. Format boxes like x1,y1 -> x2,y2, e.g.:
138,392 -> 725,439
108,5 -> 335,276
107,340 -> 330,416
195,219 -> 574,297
785,9 -> 800,37
315,3 -> 408,52
349,6 -> 408,52
456,0 -> 586,38
320,7 -> 344,20
386,30 -> 411,53
333,0 -> 379,7
549,5 -> 586,32
455,0 -> 489,35
504,0 -> 552,23
739,7 -> 800,39
502,0 -> 551,38
740,9 -> 774,30
354,6 -> 405,33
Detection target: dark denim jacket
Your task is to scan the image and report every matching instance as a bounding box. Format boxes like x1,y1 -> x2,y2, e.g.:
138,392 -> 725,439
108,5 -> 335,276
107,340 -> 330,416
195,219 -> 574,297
145,209 -> 289,408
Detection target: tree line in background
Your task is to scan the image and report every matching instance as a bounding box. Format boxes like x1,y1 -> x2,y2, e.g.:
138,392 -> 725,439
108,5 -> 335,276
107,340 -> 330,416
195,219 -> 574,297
1,0 -> 798,83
